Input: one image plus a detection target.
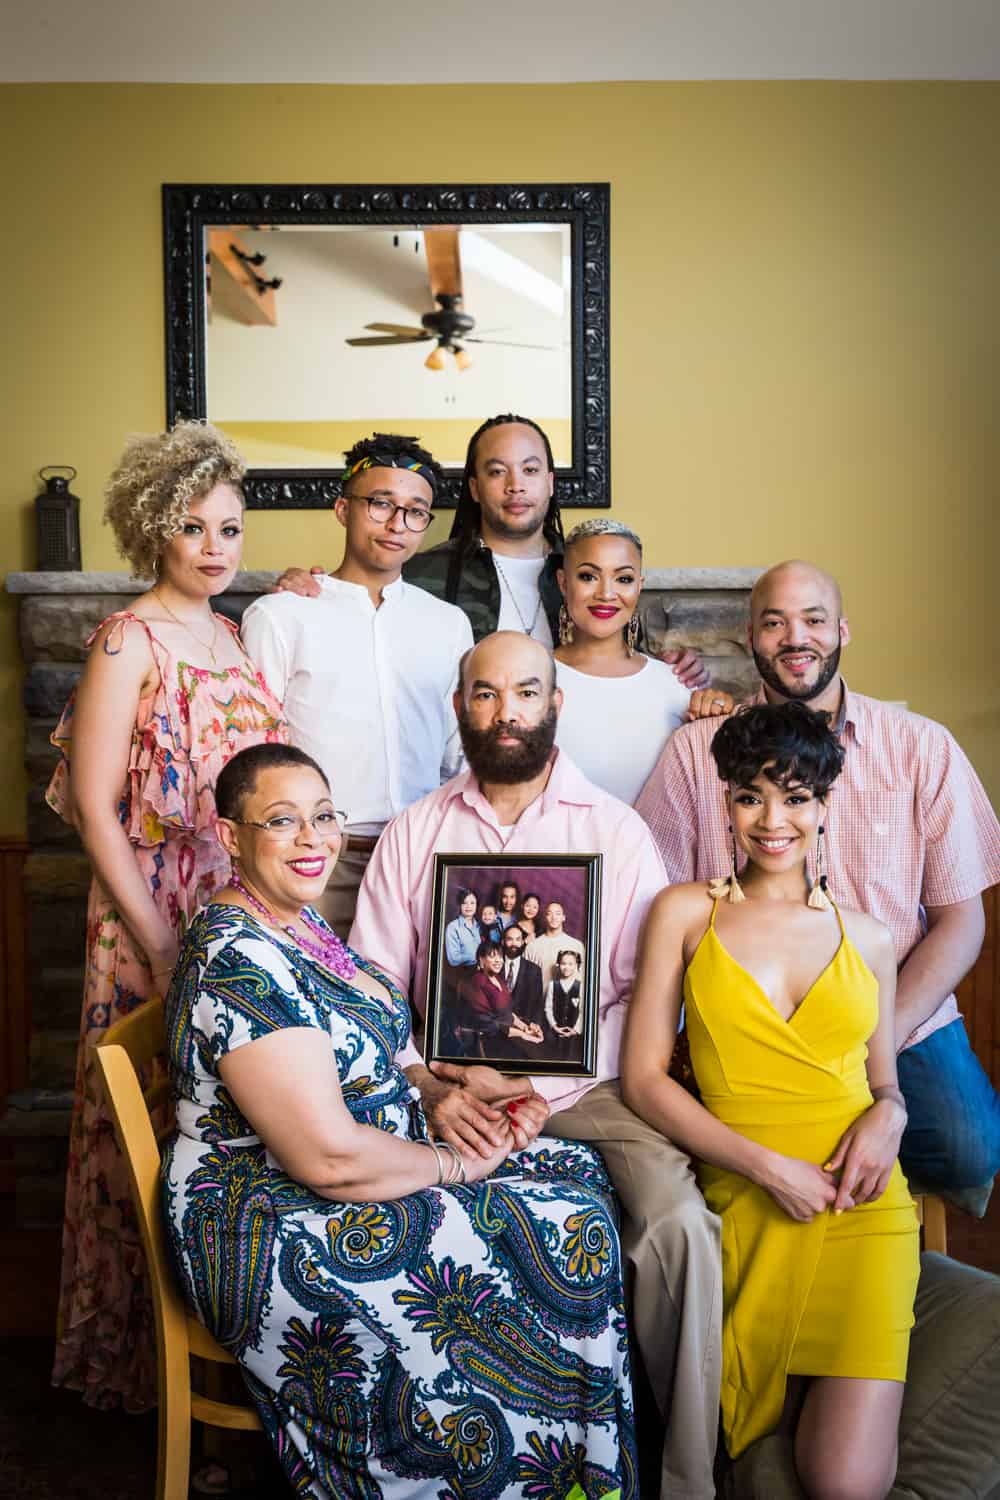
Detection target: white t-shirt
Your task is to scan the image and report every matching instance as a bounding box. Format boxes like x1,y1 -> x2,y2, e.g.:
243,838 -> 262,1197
555,656 -> 690,806
242,575 -> 473,833
493,553 -> 554,648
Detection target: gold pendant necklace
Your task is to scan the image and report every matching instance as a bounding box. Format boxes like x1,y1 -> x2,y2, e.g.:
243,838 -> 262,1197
152,589 -> 219,665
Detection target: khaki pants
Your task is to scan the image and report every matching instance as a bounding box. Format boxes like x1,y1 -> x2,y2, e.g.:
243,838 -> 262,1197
313,843 -> 374,941
547,1080 -> 722,1500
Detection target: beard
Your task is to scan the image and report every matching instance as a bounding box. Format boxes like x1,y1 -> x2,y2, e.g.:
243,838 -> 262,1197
752,641 -> 842,702
458,703 -> 558,784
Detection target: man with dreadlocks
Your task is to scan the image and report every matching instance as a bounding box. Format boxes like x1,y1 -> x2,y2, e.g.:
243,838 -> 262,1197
243,433 -> 473,935
275,414 -> 710,686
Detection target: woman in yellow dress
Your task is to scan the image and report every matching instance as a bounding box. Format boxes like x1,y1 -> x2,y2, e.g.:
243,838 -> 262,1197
622,701 -> 919,1500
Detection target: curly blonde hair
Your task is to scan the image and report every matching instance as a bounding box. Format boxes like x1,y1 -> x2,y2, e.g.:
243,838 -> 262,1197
103,420 -> 246,577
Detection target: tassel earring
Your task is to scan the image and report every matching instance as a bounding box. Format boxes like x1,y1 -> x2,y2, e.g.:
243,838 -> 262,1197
558,603 -> 575,646
709,824 -> 746,904
625,612 -> 640,657
807,823 -> 832,910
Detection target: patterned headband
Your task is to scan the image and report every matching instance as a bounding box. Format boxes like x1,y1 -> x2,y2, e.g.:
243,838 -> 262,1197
343,454 -> 438,495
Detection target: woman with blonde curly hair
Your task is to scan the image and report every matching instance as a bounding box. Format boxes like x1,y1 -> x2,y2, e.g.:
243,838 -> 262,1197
48,420 -> 287,1412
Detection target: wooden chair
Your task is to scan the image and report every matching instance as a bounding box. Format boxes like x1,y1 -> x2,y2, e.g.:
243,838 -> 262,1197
913,1191 -> 948,1254
95,999 -> 261,1500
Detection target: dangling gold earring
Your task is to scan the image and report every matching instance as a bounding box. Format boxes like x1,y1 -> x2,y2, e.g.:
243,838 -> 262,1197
709,824 -> 746,904
625,612 -> 640,657
807,823 -> 832,910
558,603 -> 575,646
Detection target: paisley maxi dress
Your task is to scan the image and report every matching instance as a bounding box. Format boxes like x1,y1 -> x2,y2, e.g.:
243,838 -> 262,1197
163,902 -> 637,1500
47,611 -> 287,1410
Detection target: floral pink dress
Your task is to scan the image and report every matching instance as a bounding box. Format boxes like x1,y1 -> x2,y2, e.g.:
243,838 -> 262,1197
47,611 -> 287,1411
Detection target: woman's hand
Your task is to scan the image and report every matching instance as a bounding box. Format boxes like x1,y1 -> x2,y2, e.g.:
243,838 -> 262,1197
503,1092 -> 549,1148
825,1098 -> 907,1210
271,566 -> 324,597
459,1128 -> 517,1183
757,1150 -> 839,1222
686,688 -> 735,721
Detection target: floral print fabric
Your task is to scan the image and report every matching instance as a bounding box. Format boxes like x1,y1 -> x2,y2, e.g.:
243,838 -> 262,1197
48,612 -> 287,1410
163,904 -> 637,1499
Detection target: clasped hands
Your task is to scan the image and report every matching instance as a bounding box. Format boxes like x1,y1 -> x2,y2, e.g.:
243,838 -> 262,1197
417,1060 -> 549,1159
760,1097 -> 907,1223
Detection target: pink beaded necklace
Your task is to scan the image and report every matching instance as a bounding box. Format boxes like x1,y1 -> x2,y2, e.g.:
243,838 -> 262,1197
230,866 -> 357,981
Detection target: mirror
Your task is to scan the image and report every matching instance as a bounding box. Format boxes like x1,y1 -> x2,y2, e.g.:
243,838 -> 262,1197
164,183 -> 610,510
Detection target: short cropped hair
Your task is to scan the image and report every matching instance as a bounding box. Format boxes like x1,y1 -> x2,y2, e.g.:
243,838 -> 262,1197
215,743 -> 330,822
710,702 -> 845,799
104,419 -> 245,578
476,939 -> 503,964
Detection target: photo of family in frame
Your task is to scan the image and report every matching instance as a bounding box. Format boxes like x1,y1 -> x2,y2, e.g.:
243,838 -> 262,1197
425,853 -> 602,1076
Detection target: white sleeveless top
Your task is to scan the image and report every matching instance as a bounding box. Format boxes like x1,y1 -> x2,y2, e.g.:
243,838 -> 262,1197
554,656 -> 690,805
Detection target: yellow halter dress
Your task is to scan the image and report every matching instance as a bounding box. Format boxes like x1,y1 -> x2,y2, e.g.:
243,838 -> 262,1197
683,897 -> 920,1458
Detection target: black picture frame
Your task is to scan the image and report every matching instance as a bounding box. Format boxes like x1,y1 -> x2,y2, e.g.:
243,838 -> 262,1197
424,852 -> 602,1078
162,181 -> 611,511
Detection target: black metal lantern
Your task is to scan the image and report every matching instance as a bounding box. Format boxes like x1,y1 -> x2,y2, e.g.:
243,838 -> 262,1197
35,466 -> 82,571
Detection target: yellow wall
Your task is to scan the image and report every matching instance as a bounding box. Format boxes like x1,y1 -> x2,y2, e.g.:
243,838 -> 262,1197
2,81 -> 998,831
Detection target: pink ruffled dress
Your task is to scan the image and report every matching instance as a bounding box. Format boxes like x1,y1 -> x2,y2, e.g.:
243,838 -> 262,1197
47,611 -> 287,1410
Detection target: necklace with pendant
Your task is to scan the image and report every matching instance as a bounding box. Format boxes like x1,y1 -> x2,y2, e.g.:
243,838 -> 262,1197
230,867 -> 357,980
152,588 -> 220,666
492,555 -> 544,637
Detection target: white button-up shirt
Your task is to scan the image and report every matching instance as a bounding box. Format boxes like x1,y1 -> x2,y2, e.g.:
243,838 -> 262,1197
242,574 -> 473,832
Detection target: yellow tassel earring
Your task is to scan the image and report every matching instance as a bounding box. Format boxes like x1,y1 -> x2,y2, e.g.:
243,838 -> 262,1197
807,823 -> 832,910
709,825 -> 746,904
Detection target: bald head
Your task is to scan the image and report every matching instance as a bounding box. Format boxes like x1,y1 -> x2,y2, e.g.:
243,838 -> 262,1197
751,560 -> 843,622
748,560 -> 849,709
457,631 -> 557,699
455,631 -> 562,786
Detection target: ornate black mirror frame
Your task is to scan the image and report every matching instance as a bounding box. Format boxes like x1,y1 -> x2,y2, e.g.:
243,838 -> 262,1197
163,182 -> 610,510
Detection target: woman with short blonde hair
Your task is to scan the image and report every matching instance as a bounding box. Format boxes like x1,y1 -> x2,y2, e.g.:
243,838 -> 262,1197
49,420 -> 287,1412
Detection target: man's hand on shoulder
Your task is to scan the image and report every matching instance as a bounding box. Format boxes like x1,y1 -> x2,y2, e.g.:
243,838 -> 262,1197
662,647 -> 711,691
271,566 -> 325,597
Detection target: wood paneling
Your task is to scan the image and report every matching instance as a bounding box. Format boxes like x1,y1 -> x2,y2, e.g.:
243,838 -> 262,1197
0,836 -> 31,1105
956,884 -> 999,1089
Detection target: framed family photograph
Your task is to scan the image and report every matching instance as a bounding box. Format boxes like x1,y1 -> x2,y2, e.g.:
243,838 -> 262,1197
424,853 -> 603,1077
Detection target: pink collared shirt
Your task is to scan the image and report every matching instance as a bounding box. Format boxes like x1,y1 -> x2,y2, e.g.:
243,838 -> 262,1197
634,685 -> 1000,1050
349,750 -> 667,1111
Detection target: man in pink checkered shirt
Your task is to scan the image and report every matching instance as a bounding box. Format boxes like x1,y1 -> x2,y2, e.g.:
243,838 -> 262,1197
635,559 -> 1000,1203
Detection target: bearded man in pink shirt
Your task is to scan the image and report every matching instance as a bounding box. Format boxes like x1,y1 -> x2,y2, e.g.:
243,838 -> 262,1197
636,559 -> 1000,1209
351,631 -> 723,1500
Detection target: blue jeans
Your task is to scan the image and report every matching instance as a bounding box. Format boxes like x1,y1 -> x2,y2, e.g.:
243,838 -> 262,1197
897,1019 -> 1000,1191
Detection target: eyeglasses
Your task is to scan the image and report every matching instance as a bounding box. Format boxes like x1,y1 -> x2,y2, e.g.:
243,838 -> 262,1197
233,810 -> 348,840
346,494 -> 434,533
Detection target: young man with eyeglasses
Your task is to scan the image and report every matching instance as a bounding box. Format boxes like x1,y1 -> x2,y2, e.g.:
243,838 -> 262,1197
241,434 -> 473,936
274,413 -> 711,689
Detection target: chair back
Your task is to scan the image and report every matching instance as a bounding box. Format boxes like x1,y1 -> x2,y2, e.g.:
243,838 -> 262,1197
96,1000 -> 197,1494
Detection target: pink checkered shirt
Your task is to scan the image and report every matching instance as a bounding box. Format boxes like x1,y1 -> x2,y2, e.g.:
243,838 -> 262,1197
350,750 -> 667,1112
634,685 -> 1000,1051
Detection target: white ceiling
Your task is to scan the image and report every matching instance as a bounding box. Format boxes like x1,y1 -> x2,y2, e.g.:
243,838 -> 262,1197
3,0 -> 999,83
